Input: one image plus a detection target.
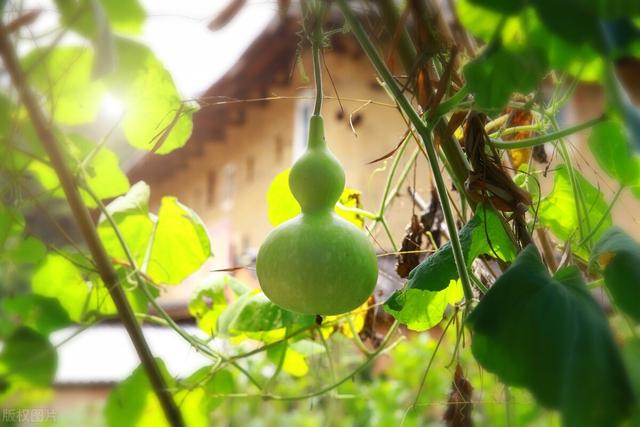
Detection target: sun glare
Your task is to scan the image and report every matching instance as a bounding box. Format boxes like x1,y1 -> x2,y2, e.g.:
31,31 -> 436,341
100,93 -> 125,118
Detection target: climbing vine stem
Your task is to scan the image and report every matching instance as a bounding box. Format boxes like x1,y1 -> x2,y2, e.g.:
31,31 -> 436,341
336,0 -> 474,302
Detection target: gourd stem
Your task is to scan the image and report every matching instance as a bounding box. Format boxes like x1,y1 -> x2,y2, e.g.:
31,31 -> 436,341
311,21 -> 323,116
336,0 -> 474,302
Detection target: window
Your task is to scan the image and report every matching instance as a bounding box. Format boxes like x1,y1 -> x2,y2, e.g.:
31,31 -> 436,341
246,156 -> 255,183
221,163 -> 236,209
292,89 -> 314,161
206,170 -> 216,206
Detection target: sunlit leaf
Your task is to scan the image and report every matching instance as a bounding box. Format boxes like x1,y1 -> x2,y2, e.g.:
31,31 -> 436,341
98,181 -> 155,266
31,254 -> 90,322
147,197 -> 211,285
32,253 -> 146,322
401,204 -> 513,294
590,227 -> 640,322
538,164 -> 611,257
184,368 -> 234,412
267,168 -> 366,228
29,134 -> 130,208
588,119 -> 640,188
384,288 -> 450,332
468,245 -> 635,427
104,359 -> 208,427
217,290 -> 313,339
22,47 -> 106,124
384,205 -> 515,330
109,39 -> 194,154
188,274 -> 248,336
266,341 -> 310,378
55,0 -> 146,36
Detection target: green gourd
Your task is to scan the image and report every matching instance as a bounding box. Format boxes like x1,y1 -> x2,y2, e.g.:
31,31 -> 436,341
256,115 -> 378,315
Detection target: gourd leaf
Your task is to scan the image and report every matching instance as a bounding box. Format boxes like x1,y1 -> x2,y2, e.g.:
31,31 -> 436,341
183,368 -> 235,412
188,274 -> 248,336
384,205 -> 515,331
0,328 -> 57,393
108,38 -> 194,154
464,40 -> 548,112
266,341 -> 313,378
104,359 -> 208,427
54,0 -> 145,36
28,134 -> 130,208
590,227 -> 640,322
0,295 -> 71,336
98,181 -> 155,267
538,164 -> 611,257
467,245 -> 635,427
217,289 -> 314,340
31,253 -> 92,323
266,168 -> 365,228
588,119 -> 640,189
147,197 -> 212,285
22,47 -> 106,124
32,253 -> 147,322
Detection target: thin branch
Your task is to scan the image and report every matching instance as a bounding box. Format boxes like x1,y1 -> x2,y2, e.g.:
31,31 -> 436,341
0,24 -> 185,427
337,0 -> 474,302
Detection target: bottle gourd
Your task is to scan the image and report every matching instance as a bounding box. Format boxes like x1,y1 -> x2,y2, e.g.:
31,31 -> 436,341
256,115 -> 378,315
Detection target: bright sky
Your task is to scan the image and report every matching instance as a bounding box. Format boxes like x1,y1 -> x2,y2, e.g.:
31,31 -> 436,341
138,0 -> 277,97
20,0 -> 277,98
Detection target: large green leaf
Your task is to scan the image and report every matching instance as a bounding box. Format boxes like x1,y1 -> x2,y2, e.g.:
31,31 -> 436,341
31,253 -> 91,322
188,274 -> 249,336
590,227 -> 640,322
147,197 -> 212,285
538,164 -> 611,256
32,253 -> 147,322
28,134 -> 130,208
382,287 -> 452,332
217,289 -> 314,339
109,39 -> 194,154
457,2 -> 606,82
22,47 -> 106,124
468,245 -> 635,427
55,0 -> 146,35
267,168 -> 365,228
588,119 -> 640,188
0,328 -> 57,391
182,368 -> 235,412
104,359 -> 208,427
623,339 -> 640,425
384,205 -> 515,330
98,181 -> 155,266
0,295 -> 71,337
464,41 -> 548,112
410,205 -> 514,292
